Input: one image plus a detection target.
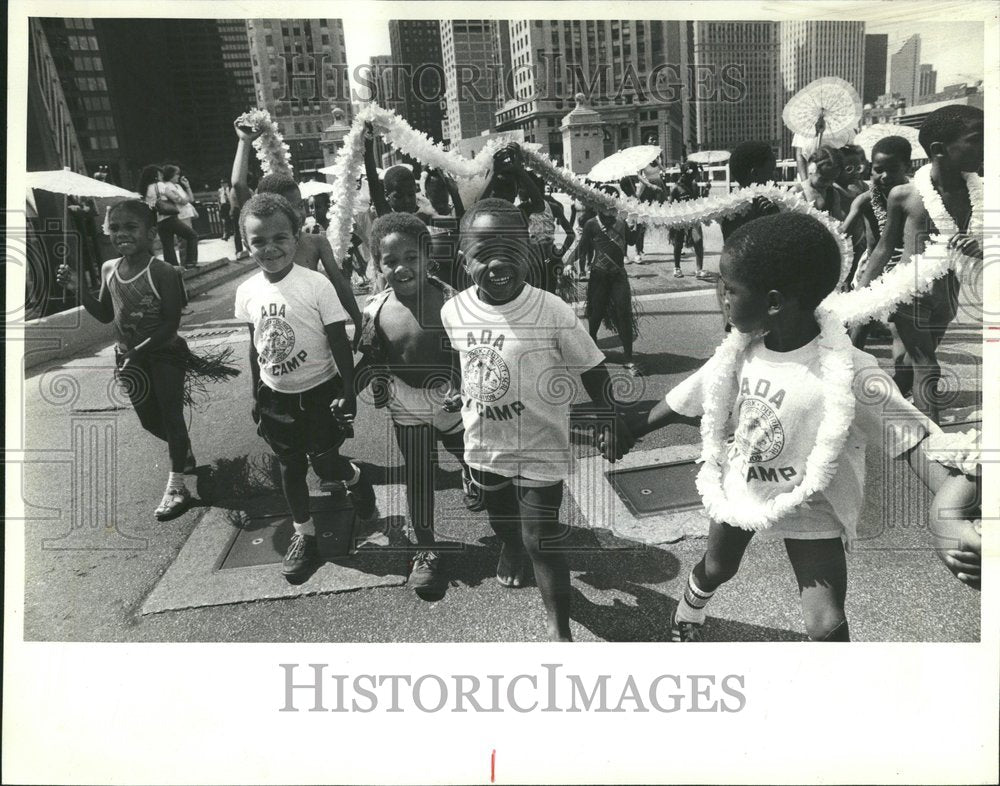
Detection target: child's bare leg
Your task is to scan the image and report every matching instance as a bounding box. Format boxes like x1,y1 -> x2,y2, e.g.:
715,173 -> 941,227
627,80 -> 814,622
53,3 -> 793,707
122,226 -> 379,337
784,538 -> 849,641
586,271 -> 611,342
893,310 -> 943,421
889,322 -> 914,397
693,239 -> 704,272
516,482 -> 571,641
477,473 -> 527,587
672,239 -> 684,268
393,423 -> 437,548
279,454 -> 311,524
692,519 -> 755,592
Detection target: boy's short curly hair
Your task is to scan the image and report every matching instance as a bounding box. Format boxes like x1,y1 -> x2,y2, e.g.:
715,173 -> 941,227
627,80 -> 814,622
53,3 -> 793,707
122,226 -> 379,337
871,135 -> 912,163
257,173 -> 300,200
918,104 -> 984,154
839,143 -> 866,160
729,141 -> 774,186
369,211 -> 431,261
724,212 -> 842,310
109,198 -> 157,229
383,165 -> 415,194
239,192 -> 302,238
459,197 -> 527,245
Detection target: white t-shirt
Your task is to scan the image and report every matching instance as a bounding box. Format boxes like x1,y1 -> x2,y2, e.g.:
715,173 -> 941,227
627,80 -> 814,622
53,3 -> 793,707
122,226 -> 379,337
234,265 -> 349,394
440,284 -> 606,482
145,182 -> 188,223
666,335 -> 934,542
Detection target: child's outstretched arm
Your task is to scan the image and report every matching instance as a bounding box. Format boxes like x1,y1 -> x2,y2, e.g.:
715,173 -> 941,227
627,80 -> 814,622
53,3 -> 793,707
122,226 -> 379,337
247,323 -> 261,421
315,235 -> 363,339
551,199 -> 576,255
363,123 -> 390,217
325,322 -> 357,420
840,191 -> 871,238
56,259 -> 114,323
626,398 -> 700,440
580,362 -> 635,462
231,120 -> 263,206
441,171 -> 465,218
856,187 -> 908,289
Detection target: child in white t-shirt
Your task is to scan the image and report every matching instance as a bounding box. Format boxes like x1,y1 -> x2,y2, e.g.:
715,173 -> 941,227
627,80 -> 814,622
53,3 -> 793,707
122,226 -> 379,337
442,198 -> 633,641
620,212 -> 961,642
234,193 -> 378,584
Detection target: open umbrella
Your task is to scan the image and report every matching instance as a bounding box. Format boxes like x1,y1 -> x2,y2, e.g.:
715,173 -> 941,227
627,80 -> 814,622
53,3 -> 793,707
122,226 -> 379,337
587,145 -> 662,183
854,124 -> 926,161
297,180 -> 337,199
26,169 -> 138,199
783,77 -> 862,152
688,150 -> 730,166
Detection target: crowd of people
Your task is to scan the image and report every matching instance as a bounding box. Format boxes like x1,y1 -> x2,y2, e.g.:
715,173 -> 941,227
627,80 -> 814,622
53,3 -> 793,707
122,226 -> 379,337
57,103 -> 983,641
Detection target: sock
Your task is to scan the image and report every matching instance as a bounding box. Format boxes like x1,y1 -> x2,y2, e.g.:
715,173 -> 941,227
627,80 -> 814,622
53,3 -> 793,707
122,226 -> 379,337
166,472 -> 186,493
674,571 -> 715,625
344,463 -> 361,487
293,517 -> 316,537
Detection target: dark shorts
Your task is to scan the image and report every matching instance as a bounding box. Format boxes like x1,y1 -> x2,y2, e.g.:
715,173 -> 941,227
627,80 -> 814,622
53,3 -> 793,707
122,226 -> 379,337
256,377 -> 347,462
890,271 -> 960,330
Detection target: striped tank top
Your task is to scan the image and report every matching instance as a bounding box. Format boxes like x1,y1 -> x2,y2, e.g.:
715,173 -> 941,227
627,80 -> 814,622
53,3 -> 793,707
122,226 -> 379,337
106,257 -> 171,351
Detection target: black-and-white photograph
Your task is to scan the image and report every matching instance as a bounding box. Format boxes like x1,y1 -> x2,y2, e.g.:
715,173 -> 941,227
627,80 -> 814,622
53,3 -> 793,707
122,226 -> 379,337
5,0 -> 997,781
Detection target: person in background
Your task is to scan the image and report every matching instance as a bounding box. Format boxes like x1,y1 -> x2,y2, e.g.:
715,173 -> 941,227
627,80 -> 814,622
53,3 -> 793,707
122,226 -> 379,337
668,163 -> 708,279
142,164 -> 199,269
163,165 -> 199,268
217,179 -> 232,241
793,146 -> 845,220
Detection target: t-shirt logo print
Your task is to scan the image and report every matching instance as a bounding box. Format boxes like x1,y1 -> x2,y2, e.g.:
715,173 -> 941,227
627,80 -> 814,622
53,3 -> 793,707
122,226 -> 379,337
464,346 -> 510,403
735,398 -> 785,463
259,316 -> 296,365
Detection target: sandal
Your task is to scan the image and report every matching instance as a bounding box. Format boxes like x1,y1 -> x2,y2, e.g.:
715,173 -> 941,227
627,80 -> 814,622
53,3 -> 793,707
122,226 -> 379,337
155,486 -> 191,521
696,270 -> 710,280
624,362 -> 645,377
673,269 -> 684,278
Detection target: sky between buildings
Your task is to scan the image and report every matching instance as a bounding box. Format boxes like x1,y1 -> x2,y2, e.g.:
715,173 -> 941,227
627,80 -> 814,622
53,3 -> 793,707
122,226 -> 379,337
340,18 -> 985,103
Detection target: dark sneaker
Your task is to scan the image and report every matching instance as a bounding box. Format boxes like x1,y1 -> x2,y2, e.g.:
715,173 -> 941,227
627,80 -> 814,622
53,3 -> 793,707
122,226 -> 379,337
346,466 -> 380,524
282,532 -> 319,583
409,550 -> 446,594
462,470 -> 486,512
670,609 -> 704,642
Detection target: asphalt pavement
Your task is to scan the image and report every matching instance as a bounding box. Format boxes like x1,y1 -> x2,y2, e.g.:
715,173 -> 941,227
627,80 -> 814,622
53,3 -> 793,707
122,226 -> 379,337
19,225 -> 981,642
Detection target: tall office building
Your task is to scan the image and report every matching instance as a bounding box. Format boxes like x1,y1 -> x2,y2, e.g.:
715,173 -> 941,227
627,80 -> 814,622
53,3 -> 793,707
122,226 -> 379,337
440,20 -> 499,144
919,64 -> 937,99
863,34 -> 888,104
27,19 -> 87,173
247,18 -> 352,175
494,20 -> 686,161
387,20 -> 445,141
38,18 -> 124,179
889,34 -> 921,106
690,22 -> 782,153
779,21 -> 865,156
217,20 -> 256,110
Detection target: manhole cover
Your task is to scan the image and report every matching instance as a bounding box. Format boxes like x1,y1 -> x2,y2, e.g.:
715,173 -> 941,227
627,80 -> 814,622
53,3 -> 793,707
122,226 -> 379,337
218,499 -> 357,569
606,460 -> 703,517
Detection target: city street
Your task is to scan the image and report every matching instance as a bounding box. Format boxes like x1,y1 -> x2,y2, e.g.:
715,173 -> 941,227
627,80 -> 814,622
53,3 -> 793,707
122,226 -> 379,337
19,226 -> 981,643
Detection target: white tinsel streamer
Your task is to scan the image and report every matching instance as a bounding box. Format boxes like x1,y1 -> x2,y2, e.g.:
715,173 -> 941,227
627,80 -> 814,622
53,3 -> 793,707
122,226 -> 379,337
235,108 -> 293,177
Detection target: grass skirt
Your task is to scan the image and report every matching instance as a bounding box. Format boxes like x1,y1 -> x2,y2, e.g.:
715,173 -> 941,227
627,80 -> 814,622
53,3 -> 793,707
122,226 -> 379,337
115,338 -> 241,409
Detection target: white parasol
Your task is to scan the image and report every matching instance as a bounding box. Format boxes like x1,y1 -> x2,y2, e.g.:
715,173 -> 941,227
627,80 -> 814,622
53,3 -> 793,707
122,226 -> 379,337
854,124 -> 926,161
783,77 -> 862,153
26,169 -> 139,199
587,145 -> 662,183
297,180 -> 337,199
687,150 -> 730,165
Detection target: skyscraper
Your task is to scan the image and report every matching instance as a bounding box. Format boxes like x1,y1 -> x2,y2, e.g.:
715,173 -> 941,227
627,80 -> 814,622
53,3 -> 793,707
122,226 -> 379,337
919,64 -> 937,99
779,21 -> 866,156
863,34 -> 888,104
690,22 -> 782,153
494,20 -> 686,161
439,20 -> 499,144
889,34 -> 921,106
246,18 -> 352,175
38,18 -> 123,179
217,20 -> 256,111
387,20 -> 445,141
